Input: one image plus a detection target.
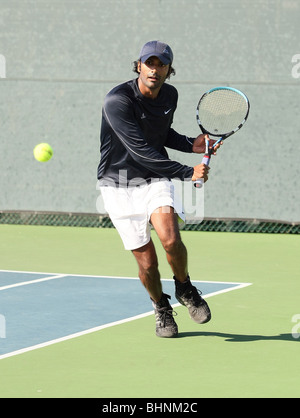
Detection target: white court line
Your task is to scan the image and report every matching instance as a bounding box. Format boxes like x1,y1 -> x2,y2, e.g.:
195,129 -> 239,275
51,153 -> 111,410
0,269 -> 252,285
0,274 -> 67,291
0,284 -> 252,361
0,269 -> 252,360
0,310 -> 154,360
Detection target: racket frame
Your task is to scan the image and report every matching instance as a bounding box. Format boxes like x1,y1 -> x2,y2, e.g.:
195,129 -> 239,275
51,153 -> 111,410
194,86 -> 250,188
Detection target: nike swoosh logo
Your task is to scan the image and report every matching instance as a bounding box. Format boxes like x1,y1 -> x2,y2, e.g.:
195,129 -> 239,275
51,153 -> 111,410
164,108 -> 172,114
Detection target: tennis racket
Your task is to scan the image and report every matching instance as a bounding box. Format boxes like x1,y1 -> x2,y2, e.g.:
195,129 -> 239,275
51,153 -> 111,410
193,86 -> 250,188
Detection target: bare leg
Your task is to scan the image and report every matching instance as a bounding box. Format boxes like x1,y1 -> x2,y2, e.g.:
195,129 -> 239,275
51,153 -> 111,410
131,239 -> 162,302
150,206 -> 188,283
132,238 -> 178,337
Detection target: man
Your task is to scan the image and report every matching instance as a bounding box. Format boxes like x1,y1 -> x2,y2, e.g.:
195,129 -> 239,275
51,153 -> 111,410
97,40 -> 220,337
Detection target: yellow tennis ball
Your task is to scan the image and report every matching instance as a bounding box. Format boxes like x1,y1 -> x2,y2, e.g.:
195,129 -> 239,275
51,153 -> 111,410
33,143 -> 53,162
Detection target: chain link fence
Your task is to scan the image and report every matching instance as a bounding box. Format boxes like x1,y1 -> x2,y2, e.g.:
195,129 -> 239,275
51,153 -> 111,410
0,210 -> 299,234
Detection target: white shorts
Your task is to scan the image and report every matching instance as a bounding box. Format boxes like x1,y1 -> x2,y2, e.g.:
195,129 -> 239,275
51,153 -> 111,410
99,180 -> 184,250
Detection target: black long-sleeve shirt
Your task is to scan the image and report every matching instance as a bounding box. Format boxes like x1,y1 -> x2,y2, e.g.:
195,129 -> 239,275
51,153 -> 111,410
97,78 -> 195,186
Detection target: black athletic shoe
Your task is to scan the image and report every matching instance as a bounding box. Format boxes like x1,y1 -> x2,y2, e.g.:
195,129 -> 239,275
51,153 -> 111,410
152,293 -> 178,338
175,279 -> 211,324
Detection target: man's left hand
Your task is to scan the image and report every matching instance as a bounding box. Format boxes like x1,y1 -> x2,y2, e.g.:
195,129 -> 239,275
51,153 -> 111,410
192,134 -> 222,154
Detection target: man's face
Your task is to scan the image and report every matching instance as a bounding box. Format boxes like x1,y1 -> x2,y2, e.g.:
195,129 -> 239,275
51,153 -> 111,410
138,56 -> 170,98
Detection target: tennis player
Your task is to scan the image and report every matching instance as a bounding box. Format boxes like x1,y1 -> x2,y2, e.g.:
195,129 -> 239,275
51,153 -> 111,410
97,40 -> 220,337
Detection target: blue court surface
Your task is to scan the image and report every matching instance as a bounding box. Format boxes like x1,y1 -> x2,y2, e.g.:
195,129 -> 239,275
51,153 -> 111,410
0,270 -> 251,358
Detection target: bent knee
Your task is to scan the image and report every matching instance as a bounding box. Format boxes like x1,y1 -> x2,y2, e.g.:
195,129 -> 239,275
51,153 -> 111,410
139,259 -> 159,276
162,236 -> 185,254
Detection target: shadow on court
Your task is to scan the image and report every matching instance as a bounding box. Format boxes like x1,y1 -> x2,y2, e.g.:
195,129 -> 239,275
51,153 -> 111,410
177,331 -> 300,342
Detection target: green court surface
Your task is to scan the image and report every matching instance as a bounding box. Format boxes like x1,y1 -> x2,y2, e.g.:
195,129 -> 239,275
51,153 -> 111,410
0,224 -> 299,398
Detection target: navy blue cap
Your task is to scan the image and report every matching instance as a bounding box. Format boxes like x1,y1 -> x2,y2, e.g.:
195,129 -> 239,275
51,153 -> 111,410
139,40 -> 173,65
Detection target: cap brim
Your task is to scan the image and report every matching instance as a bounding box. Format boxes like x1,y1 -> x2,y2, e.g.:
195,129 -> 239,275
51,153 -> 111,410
140,53 -> 171,65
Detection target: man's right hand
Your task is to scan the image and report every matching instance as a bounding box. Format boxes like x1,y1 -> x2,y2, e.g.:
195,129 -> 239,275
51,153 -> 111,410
192,163 -> 210,183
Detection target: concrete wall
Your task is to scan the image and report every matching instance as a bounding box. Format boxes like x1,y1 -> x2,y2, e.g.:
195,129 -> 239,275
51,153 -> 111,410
1,0 -> 299,221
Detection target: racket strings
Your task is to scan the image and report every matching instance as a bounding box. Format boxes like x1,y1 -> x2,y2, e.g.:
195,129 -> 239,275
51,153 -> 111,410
198,89 -> 248,135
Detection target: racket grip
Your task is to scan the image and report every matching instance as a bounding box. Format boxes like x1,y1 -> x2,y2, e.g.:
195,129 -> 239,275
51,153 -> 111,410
193,154 -> 210,188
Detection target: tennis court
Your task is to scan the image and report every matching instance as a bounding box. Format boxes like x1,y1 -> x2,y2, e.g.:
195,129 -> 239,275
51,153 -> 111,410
1,0 -> 300,401
0,224 -> 299,398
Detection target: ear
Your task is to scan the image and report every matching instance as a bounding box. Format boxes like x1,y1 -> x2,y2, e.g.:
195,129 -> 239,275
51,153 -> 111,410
137,60 -> 141,73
